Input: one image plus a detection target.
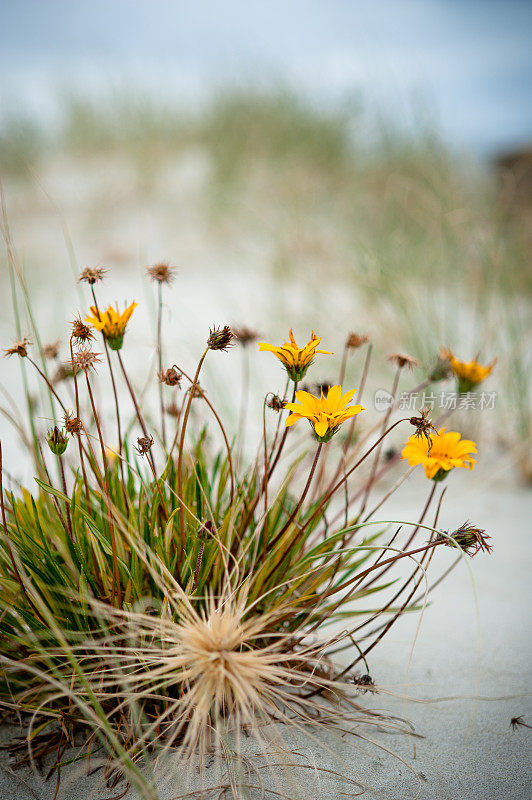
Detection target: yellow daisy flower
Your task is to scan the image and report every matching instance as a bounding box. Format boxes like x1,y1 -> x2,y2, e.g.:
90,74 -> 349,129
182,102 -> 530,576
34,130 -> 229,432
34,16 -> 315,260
258,329 -> 332,381
85,302 -> 138,350
440,348 -> 495,393
284,384 -> 365,442
402,427 -> 477,481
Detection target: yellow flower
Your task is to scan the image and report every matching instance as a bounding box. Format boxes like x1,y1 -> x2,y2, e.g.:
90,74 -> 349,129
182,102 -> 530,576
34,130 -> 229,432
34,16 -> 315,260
258,329 -> 332,381
85,302 -> 138,350
440,348 -> 495,393
284,385 -> 365,442
402,427 -> 477,480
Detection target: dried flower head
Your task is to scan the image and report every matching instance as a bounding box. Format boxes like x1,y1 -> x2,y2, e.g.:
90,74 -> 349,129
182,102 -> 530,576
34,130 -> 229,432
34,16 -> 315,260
46,426 -> 68,456
266,394 -> 285,412
436,522 -> 492,557
207,325 -> 235,351
42,340 -> 60,360
346,332 -> 369,350
71,347 -> 102,374
387,352 -> 420,370
158,367 -> 181,387
409,408 -> 437,449
510,716 -> 531,731
166,400 -> 181,418
78,266 -> 107,285
70,316 -> 95,344
146,261 -> 176,284
3,337 -> 31,358
64,411 -> 82,436
197,520 -> 216,542
353,673 -> 376,693
190,383 -> 205,399
52,363 -> 75,384
135,434 -> 154,456
232,325 -> 260,346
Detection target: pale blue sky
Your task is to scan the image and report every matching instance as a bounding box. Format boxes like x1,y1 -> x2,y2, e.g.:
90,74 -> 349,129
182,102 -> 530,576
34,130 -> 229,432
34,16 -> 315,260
1,0 -> 531,154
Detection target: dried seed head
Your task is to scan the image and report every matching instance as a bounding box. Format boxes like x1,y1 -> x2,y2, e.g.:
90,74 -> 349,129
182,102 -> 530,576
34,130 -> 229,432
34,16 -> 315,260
158,367 -> 181,387
71,347 -> 102,373
436,522 -> 493,557
207,325 -> 235,351
387,352 -> 420,370
70,316 -> 95,343
353,673 -> 376,693
266,394 -> 285,412
43,340 -> 60,360
135,434 -> 154,456
384,447 -> 397,462
190,383 -> 205,399
78,266 -> 107,285
232,325 -> 260,346
146,261 -> 176,284
409,408 -> 437,449
52,363 -> 75,384
346,332 -> 369,350
47,426 -> 68,456
3,337 -> 31,358
64,411 -> 82,436
510,716 -> 531,731
166,400 -> 181,418
197,520 -> 216,542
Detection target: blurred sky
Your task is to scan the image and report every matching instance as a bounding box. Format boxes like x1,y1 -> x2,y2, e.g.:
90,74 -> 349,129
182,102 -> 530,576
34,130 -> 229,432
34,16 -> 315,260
1,0 -> 531,155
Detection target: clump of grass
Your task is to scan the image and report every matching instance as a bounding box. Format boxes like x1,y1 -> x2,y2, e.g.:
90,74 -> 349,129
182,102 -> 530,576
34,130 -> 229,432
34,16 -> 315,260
0,254 -> 493,798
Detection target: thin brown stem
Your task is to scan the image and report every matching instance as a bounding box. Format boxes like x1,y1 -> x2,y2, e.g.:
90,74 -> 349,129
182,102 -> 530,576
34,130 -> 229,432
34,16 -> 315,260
267,380 -> 298,481
296,418 -> 409,543
237,347 -> 251,460
338,342 -> 350,385
27,357 -> 67,415
343,490 -> 446,671
268,443 -> 323,552
145,452 -> 169,521
176,348 -> 208,575
172,364 -> 235,504
324,539 -> 445,603
156,282 -> 166,448
69,338 -> 92,513
328,344 -> 372,493
90,287 -> 127,491
85,372 -> 121,608
261,398 -> 269,563
358,364 -> 401,516
359,481 -> 437,592
58,455 -> 73,544
116,351 -> 157,475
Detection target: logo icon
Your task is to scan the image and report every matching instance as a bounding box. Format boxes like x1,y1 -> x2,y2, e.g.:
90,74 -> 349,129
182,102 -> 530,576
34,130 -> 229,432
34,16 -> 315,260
374,389 -> 394,412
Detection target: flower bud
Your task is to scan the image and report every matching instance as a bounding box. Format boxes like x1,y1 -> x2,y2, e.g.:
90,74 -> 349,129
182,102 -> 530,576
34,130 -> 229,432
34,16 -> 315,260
47,426 -> 68,455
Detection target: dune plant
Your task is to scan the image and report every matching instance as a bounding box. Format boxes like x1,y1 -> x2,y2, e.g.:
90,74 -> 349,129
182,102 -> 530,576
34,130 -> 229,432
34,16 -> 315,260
0,264 -> 493,799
